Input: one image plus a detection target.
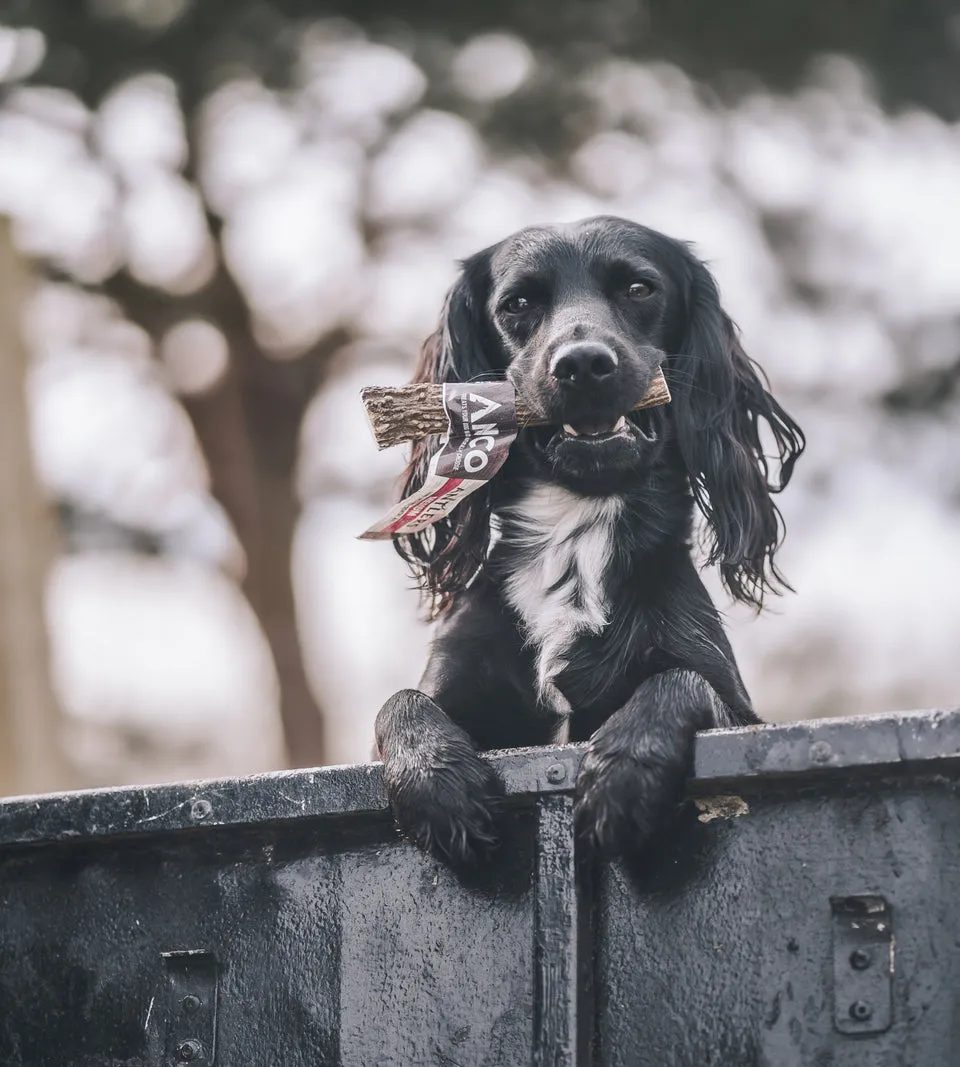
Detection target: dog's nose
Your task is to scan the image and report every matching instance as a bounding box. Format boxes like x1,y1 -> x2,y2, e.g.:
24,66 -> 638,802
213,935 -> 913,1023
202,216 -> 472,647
550,342 -> 618,386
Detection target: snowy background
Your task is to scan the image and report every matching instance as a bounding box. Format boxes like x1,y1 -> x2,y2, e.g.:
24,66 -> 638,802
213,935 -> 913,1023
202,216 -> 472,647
0,3 -> 958,791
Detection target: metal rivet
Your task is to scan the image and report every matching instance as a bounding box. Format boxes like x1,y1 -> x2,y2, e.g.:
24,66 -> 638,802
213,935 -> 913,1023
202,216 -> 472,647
809,740 -> 832,764
849,1000 -> 873,1022
545,763 -> 566,784
177,1038 -> 203,1062
849,948 -> 873,971
181,994 -> 201,1014
189,799 -> 212,822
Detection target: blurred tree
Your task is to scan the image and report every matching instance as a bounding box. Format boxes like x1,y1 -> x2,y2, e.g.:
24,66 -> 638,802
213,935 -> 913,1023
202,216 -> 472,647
0,218 -> 75,794
5,0 -> 960,771
101,261 -> 342,767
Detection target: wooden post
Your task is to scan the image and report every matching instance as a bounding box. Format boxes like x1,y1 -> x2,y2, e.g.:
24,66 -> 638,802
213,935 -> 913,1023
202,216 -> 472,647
0,217 -> 74,796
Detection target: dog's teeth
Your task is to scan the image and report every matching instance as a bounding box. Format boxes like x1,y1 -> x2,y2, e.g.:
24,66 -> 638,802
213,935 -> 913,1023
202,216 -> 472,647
613,416 -> 626,432
563,424 -> 579,436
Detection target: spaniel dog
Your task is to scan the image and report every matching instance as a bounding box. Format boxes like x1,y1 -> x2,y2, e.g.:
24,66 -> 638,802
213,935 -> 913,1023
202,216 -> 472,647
375,216 -> 804,865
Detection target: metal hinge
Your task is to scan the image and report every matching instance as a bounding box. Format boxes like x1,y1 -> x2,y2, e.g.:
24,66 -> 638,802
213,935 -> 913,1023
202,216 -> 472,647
161,950 -> 219,1065
831,895 -> 893,1035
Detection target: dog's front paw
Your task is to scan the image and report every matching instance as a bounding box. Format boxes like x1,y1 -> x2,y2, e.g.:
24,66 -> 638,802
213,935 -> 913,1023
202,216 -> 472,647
384,744 -> 503,866
378,692 -> 503,865
574,714 -> 693,859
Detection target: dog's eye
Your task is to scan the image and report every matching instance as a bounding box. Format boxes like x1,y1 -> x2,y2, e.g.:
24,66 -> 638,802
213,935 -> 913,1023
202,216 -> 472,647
627,281 -> 655,299
502,295 -> 531,315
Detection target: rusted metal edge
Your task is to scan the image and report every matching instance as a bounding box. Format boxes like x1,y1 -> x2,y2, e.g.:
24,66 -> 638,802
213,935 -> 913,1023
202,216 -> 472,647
0,708 -> 957,848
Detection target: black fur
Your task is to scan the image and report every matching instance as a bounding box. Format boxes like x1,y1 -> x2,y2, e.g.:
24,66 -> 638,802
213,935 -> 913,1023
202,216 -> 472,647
375,216 -> 804,865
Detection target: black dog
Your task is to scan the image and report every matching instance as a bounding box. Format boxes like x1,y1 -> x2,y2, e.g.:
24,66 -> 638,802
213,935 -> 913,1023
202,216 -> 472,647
375,215 -> 803,864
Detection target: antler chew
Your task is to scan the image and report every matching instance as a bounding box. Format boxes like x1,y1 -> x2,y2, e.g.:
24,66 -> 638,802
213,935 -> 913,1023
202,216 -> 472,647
361,367 -> 671,451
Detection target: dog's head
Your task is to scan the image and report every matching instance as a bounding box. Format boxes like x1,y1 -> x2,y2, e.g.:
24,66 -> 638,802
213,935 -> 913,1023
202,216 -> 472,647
397,215 -> 804,613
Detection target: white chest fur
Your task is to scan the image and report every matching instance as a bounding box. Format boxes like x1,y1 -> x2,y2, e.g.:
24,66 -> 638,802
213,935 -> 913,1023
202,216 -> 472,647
500,484 -> 622,715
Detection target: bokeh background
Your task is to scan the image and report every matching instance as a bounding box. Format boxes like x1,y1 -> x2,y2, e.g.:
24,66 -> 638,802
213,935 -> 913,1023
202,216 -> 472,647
0,0 -> 958,796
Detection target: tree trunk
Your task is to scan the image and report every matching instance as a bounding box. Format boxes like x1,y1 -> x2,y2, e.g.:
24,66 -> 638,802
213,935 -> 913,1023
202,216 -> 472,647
103,266 -> 333,768
183,325 -> 330,768
0,219 -> 74,796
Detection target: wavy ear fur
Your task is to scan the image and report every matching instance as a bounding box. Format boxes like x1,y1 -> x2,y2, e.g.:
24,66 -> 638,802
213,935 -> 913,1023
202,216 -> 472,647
394,250 -> 499,616
668,257 -> 805,608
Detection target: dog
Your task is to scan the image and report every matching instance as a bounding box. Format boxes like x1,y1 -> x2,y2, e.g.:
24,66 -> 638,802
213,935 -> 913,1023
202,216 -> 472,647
375,215 -> 804,865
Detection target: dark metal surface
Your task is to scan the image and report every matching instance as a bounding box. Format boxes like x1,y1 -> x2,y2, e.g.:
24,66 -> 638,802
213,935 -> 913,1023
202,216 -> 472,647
0,746 -> 581,848
693,705 -> 960,784
2,708 -> 959,1066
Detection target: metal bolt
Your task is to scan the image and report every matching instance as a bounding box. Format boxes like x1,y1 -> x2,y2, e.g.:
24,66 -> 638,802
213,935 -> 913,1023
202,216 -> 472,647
809,740 -> 833,765
545,763 -> 566,784
849,948 -> 873,971
177,1039 -> 203,1062
849,1000 -> 873,1022
181,994 -> 201,1014
189,799 -> 212,822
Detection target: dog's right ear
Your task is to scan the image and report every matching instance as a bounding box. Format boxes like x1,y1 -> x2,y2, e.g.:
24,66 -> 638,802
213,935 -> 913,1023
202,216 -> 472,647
394,249 -> 498,616
412,249 -> 497,386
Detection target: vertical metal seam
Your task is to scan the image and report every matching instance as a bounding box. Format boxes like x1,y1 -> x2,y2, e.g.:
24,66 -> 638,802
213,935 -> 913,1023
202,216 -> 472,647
532,793 -> 581,1067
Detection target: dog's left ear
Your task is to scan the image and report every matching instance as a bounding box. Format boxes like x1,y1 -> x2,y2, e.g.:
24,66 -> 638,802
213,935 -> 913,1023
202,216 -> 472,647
667,257 -> 805,608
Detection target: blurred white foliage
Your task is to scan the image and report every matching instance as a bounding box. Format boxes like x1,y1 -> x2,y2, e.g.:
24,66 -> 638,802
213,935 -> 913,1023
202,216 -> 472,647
725,102 -> 824,215
0,89 -> 121,281
30,348 -> 200,512
298,32 -> 427,140
223,142 -> 365,352
294,500 -> 430,766
534,180 -> 606,227
199,80 -> 301,217
96,73 -> 188,179
0,25 -> 46,83
728,467 -> 960,719
584,59 -> 691,130
122,172 -> 215,293
571,131 -> 653,199
48,554 -> 283,782
443,167 -> 540,254
25,285 -> 245,578
800,120 -> 960,323
160,318 -> 230,396
356,232 -> 460,342
297,351 -> 410,499
451,33 -> 535,103
764,305 -> 901,398
367,110 -> 484,222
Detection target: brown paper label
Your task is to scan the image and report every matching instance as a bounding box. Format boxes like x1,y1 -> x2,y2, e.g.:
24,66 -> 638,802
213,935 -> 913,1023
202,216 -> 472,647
359,382 -> 518,539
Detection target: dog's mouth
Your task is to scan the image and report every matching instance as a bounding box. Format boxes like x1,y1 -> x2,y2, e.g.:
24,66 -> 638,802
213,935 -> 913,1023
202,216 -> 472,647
557,409 -> 658,444
561,415 -> 626,438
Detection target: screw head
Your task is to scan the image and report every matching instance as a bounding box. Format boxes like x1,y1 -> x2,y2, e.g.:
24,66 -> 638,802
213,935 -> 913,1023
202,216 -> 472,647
809,740 -> 833,764
849,948 -> 873,971
177,1038 -> 203,1062
189,799 -> 212,822
849,1000 -> 873,1022
545,763 -> 566,784
181,994 -> 201,1014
